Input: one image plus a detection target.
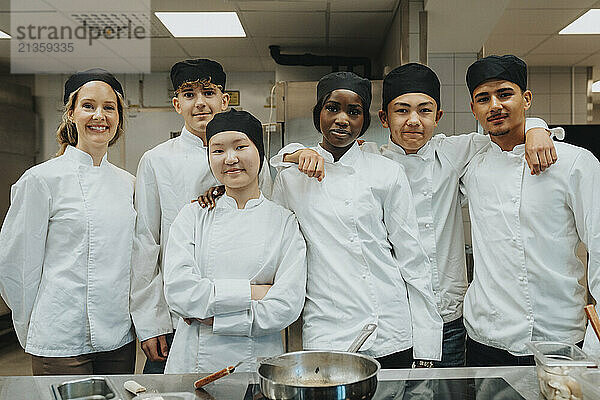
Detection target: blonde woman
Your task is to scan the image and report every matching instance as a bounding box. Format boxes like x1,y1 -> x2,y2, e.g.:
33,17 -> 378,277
0,69 -> 136,375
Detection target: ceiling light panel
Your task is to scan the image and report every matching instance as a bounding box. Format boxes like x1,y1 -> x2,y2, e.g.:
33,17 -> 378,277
560,9 -> 600,34
155,12 -> 246,37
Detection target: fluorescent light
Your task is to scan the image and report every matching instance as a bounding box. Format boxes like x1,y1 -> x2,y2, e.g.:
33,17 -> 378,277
155,12 -> 246,37
560,9 -> 600,34
593,80 -> 600,93
0,30 -> 10,39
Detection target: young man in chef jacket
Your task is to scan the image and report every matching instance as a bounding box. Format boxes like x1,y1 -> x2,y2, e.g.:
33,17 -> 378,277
130,59 -> 273,373
461,54 -> 600,366
278,64 -> 558,367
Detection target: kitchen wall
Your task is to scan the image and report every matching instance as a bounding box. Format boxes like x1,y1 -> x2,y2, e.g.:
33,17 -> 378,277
526,66 -> 590,125
33,71 -> 276,175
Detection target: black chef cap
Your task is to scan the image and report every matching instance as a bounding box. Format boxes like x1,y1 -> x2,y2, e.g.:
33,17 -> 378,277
317,71 -> 372,110
206,109 -> 264,172
170,59 -> 226,92
466,55 -> 527,96
314,71 -> 372,135
382,63 -> 441,111
63,68 -> 123,104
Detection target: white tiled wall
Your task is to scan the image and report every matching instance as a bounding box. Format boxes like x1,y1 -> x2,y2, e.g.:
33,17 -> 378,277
526,66 -> 589,125
427,52 -> 479,136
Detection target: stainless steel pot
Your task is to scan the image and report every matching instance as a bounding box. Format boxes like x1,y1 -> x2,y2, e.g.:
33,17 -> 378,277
258,324 -> 380,400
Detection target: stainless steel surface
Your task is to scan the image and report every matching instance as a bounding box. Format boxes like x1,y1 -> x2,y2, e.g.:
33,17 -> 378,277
51,377 -> 118,400
0,367 -> 542,400
347,323 -> 377,353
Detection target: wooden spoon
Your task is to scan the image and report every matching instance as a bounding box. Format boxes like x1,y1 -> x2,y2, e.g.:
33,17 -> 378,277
194,361 -> 242,389
584,304 -> 600,341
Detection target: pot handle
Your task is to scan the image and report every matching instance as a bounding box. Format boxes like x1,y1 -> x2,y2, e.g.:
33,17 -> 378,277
347,323 -> 377,353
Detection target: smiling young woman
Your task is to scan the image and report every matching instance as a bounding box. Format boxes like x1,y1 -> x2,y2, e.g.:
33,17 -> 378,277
161,109 -> 306,375
0,69 -> 137,376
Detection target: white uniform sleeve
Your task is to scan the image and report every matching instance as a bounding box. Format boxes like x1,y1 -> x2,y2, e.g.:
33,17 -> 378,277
0,172 -> 50,348
163,205 -> 251,319
269,143 -> 306,171
384,166 -> 443,361
213,214 -> 307,336
130,154 -> 173,342
568,151 -> 600,359
441,117 -> 554,177
258,156 -> 273,198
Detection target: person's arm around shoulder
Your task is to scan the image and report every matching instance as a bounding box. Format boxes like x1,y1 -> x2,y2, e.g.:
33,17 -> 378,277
130,154 -> 174,362
0,171 -> 51,349
440,117 -> 558,176
270,143 -> 325,181
383,165 -> 443,361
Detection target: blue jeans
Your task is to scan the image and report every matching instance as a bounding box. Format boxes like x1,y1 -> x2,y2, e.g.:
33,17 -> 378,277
142,332 -> 174,374
434,317 -> 466,367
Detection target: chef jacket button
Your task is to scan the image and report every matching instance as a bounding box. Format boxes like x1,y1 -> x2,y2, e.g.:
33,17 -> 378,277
362,275 -> 367,279
511,237 -> 517,242
350,237 -> 355,243
512,197 -> 517,203
345,200 -> 351,206
422,191 -> 428,196
425,223 -> 431,228
429,257 -> 434,263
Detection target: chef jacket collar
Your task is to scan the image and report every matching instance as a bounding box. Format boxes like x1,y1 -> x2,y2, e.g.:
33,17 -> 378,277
64,145 -> 108,167
216,192 -> 265,210
180,126 -> 207,148
386,136 -> 433,160
489,140 -> 526,157
315,141 -> 360,171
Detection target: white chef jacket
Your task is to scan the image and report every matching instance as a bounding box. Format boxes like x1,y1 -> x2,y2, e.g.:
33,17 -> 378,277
360,118 -> 557,323
0,145 -> 136,357
271,142 -> 443,360
461,141 -> 600,356
130,126 -> 273,341
162,193 -> 307,373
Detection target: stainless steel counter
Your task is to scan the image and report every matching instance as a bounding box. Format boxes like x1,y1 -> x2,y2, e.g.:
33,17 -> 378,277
0,366 -> 541,399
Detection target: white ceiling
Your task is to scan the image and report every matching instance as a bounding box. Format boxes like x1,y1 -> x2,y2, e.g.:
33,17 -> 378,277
484,0 -> 600,79
0,0 -> 599,79
145,0 -> 399,73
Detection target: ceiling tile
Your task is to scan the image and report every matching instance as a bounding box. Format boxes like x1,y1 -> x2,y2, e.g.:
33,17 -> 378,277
506,0 -> 597,9
151,57 -> 185,72
151,38 -> 188,58
523,54 -> 590,66
329,12 -> 393,39
529,35 -> 600,54
491,9 -> 587,35
152,0 -> 235,12
241,11 -> 325,37
236,1 -> 327,12
485,34 -> 548,56
177,37 -> 258,57
329,0 -> 397,12
216,56 -> 264,72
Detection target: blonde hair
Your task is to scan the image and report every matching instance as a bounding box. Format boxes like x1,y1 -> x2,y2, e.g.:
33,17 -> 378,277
55,86 -> 126,156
